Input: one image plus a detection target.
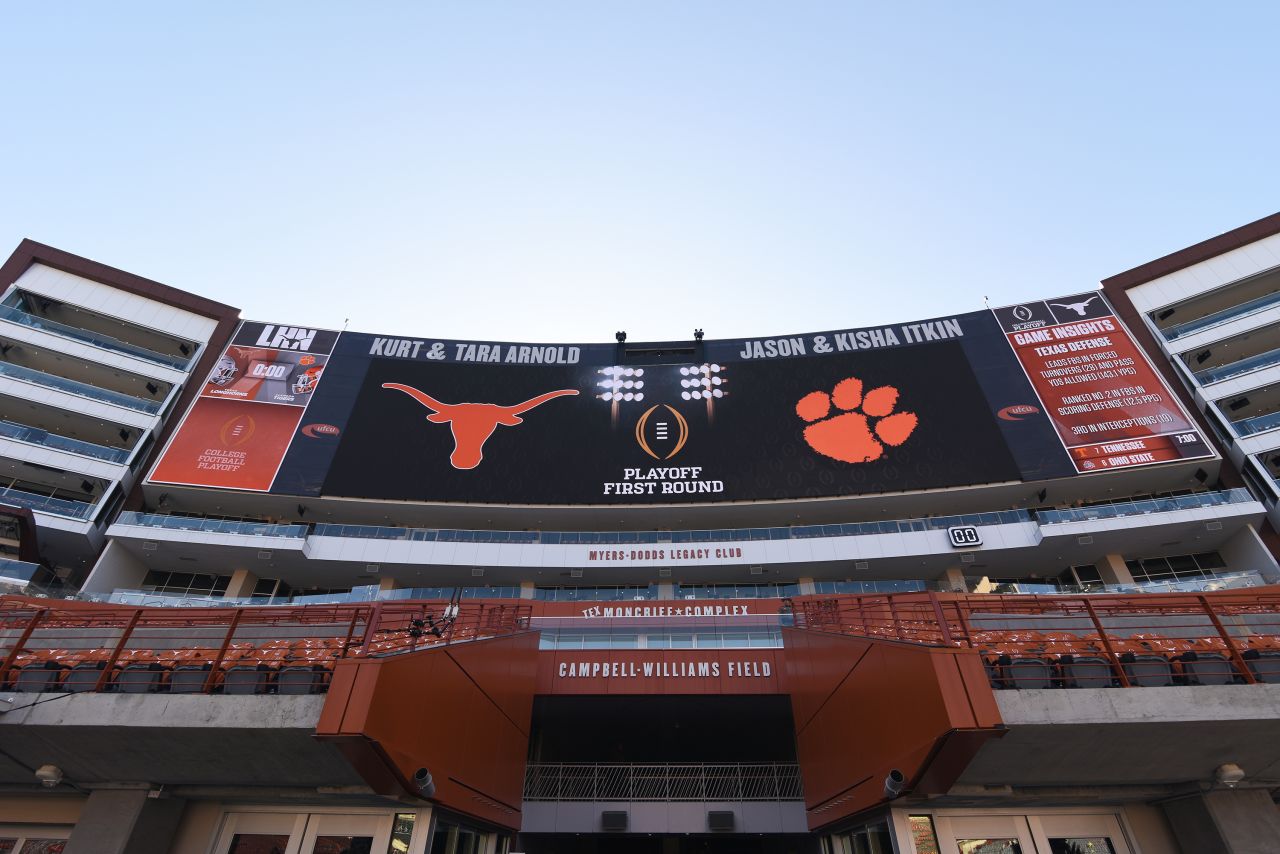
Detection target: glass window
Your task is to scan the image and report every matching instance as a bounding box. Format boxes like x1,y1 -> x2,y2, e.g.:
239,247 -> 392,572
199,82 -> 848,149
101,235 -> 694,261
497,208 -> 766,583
229,835 -> 289,854
386,813 -> 414,854
1072,565 -> 1102,584
908,816 -> 940,854
958,841 -> 1022,854
846,824 -> 894,854
311,836 -> 373,854
1195,551 -> 1227,570
556,634 -> 583,650
1048,839 -> 1115,854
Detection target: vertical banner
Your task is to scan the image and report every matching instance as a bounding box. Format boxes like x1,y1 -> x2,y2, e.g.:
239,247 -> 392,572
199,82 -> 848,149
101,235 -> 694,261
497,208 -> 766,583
150,323 -> 340,491
992,293 -> 1212,472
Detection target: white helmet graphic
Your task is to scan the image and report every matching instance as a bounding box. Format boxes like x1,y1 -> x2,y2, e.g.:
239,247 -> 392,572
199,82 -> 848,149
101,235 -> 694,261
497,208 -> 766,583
210,355 -> 238,386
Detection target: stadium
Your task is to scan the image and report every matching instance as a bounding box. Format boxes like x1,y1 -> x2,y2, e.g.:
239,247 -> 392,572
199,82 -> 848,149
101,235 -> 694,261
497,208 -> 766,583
0,212 -> 1277,854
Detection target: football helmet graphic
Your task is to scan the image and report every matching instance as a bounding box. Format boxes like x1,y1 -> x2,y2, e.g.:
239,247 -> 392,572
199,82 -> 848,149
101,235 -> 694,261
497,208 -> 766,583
293,365 -> 323,395
210,355 -> 238,386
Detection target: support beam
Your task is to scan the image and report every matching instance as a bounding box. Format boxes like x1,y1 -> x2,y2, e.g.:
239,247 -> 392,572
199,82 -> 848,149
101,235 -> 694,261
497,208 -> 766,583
63,788 -> 185,854
222,569 -> 258,599
1161,788 -> 1280,854
1095,554 -> 1134,586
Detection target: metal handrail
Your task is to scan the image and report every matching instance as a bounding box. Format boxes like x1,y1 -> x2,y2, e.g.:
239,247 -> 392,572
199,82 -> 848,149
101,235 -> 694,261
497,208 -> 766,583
0,304 -> 195,369
523,762 -> 803,801
0,418 -> 130,463
114,511 -> 307,538
0,361 -> 162,413
0,598 -> 533,693
117,490 -> 1252,551
0,486 -> 95,519
788,588 -> 1280,688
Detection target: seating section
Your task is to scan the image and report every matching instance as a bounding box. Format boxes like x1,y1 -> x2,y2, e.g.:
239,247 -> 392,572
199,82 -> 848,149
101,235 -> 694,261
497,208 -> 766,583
796,593 -> 1280,690
0,637 -> 366,695
0,596 -> 533,696
968,630 -> 1273,689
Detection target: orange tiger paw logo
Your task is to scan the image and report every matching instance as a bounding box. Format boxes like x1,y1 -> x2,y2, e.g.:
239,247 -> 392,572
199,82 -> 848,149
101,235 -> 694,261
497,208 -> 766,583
796,377 -> 918,463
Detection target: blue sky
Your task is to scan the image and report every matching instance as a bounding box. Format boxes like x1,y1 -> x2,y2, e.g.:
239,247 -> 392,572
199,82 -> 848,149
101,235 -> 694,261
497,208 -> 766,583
1,4 -> 1276,343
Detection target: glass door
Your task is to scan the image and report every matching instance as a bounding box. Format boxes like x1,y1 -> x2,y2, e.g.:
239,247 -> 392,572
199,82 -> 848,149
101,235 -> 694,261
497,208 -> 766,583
213,813 -> 309,854
931,816 -> 1037,854
1031,814 -> 1131,854
0,827 -> 71,854
297,813 -> 394,854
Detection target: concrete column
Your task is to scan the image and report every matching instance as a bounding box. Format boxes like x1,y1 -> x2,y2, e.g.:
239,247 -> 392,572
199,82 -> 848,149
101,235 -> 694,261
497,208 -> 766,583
63,788 -> 186,854
80,540 -> 149,594
378,576 -> 400,597
222,568 -> 258,599
972,576 -> 995,594
519,581 -> 536,600
657,581 -> 675,600
798,577 -> 817,595
940,567 -> 968,592
1220,524 -> 1280,583
1161,788 -> 1280,854
1095,554 -> 1135,586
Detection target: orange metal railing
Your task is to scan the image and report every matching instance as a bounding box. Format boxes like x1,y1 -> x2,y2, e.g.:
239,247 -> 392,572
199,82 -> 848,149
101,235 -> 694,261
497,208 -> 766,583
788,589 -> 1280,688
0,596 -> 531,695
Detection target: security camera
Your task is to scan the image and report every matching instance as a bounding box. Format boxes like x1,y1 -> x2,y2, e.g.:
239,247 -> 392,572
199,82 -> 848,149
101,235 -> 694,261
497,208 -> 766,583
35,765 -> 62,788
883,769 -> 905,799
413,767 -> 436,799
1215,763 -> 1245,788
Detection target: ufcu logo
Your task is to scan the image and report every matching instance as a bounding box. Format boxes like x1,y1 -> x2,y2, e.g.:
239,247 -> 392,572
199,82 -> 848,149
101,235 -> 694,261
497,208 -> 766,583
255,325 -> 317,351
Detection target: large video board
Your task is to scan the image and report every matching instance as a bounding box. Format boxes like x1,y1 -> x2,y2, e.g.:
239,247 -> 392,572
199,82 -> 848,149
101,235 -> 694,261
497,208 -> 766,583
148,293 -> 1213,504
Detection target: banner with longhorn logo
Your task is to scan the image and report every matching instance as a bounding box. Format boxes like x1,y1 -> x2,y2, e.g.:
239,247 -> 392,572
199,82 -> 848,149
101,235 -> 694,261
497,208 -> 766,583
149,294 -> 1213,501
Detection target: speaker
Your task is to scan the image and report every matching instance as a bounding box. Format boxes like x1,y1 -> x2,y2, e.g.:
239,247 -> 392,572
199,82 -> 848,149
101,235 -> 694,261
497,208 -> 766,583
707,811 -> 735,832
601,811 -> 628,832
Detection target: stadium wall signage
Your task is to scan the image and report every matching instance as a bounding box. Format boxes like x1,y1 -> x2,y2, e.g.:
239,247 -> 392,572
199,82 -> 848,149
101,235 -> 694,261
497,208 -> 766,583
149,292 -> 1213,504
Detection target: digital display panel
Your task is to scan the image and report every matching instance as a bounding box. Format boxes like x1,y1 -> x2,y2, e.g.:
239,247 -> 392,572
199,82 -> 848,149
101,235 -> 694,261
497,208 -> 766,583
149,295 -> 1213,503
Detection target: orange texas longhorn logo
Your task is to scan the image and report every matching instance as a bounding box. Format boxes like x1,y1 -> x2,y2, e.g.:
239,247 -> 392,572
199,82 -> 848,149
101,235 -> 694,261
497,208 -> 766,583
383,383 -> 579,470
796,377 -> 918,463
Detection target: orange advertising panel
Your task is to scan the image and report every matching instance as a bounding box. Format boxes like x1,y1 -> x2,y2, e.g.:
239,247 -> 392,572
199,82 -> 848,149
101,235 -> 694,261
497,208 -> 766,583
149,396 -> 304,490
993,293 -> 1212,473
151,321 -> 341,490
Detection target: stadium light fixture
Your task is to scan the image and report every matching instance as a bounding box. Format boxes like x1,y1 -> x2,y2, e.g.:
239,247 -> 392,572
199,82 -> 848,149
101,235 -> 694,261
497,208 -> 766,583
597,366 -> 646,426
679,363 -> 727,421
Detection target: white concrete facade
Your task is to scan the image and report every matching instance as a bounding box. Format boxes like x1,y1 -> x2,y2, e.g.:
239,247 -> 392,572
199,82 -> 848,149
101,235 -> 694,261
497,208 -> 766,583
1123,236 -> 1280,531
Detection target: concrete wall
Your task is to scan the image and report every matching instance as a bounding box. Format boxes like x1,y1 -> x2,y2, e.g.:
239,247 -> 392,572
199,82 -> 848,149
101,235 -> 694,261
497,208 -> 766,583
81,538 -> 149,594
1219,525 -> 1280,583
1122,803 -> 1181,854
0,793 -> 84,824
168,800 -> 224,854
